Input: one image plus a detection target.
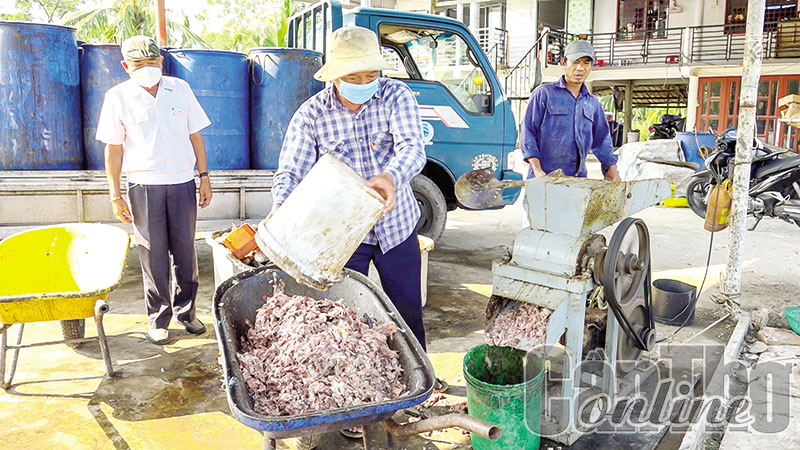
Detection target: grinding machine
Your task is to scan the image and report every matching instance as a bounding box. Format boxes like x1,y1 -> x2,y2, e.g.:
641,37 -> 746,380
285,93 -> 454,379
461,171 -> 671,445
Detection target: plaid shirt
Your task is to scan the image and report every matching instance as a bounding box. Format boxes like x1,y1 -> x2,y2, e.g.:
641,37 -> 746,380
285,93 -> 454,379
272,78 -> 425,253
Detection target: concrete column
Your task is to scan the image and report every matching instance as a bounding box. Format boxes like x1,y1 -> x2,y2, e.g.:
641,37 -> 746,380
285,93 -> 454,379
457,2 -> 464,24
723,0 -> 766,302
623,81 -> 633,143
469,2 -> 480,34
686,74 -> 700,131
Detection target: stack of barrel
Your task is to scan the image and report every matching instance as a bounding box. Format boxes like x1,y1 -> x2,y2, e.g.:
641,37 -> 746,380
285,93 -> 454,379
0,21 -> 324,171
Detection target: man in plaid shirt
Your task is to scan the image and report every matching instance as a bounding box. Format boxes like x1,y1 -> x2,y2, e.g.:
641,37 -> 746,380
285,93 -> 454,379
270,26 -> 439,390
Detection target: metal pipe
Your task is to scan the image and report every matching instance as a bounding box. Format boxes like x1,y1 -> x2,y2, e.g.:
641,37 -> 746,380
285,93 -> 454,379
362,425 -> 374,450
623,80 -> 633,143
155,0 -> 168,47
94,299 -> 115,377
382,414 -> 500,441
1,324 -> 24,390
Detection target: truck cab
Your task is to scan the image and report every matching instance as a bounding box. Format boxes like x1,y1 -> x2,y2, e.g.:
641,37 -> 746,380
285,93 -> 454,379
288,1 -> 521,240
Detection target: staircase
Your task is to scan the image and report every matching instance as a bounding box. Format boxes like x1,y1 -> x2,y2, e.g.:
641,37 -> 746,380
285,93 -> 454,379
503,28 -> 557,143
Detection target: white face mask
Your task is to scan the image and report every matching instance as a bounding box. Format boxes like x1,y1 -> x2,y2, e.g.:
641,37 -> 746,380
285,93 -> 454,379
130,66 -> 162,88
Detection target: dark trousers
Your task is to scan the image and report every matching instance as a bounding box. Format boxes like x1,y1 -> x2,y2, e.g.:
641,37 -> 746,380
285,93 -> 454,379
128,180 -> 199,329
345,232 -> 426,351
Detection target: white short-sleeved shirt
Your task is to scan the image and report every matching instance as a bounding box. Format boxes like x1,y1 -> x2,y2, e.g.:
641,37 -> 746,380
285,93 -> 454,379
96,76 -> 211,185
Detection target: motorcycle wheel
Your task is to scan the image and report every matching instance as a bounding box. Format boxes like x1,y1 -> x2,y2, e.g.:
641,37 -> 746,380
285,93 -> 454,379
686,174 -> 712,218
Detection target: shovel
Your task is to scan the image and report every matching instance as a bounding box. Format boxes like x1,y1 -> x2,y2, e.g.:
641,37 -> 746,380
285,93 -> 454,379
455,168 -> 526,209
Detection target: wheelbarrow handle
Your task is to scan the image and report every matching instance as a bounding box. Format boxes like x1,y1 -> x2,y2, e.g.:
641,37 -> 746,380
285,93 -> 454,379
381,413 -> 500,440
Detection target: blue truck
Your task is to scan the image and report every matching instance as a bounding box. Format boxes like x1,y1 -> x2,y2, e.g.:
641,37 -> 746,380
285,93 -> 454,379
0,4 -> 522,239
287,1 -> 522,240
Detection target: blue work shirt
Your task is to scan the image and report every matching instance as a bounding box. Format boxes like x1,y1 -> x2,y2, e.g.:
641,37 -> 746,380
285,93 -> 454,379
521,76 -> 617,178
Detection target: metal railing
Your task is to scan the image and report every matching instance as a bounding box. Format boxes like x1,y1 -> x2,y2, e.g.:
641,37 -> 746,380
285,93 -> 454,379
501,20 -> 794,103
476,27 -> 508,68
528,21 -> 789,70
504,28 -> 551,100
287,0 -> 343,58
687,23 -> 781,62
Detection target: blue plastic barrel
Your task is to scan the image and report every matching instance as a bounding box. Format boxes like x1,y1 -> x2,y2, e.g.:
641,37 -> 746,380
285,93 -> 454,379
675,131 -> 716,170
168,49 -> 249,170
0,21 -> 83,170
80,44 -> 129,169
249,48 -> 323,170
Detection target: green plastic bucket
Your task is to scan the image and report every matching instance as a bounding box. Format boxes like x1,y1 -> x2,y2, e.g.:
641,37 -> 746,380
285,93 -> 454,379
464,345 -> 545,449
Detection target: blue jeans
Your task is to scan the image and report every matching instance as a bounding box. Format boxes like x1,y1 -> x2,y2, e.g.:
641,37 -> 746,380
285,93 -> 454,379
345,232 -> 426,351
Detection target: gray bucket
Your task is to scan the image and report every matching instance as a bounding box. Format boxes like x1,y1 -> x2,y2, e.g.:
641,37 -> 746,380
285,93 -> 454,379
652,279 -> 697,326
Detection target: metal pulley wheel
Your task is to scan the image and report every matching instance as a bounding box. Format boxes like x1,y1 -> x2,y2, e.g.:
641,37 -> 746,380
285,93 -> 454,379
594,218 -> 650,308
596,218 -> 657,371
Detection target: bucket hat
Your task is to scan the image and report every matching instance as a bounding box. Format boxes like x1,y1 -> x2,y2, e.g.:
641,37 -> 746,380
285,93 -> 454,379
314,26 -> 394,82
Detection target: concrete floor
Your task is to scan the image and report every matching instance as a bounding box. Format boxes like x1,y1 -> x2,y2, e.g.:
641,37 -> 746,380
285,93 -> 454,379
1,182 -> 799,449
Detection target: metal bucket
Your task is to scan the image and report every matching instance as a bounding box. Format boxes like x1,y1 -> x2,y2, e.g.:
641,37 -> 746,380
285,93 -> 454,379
652,279 -> 697,326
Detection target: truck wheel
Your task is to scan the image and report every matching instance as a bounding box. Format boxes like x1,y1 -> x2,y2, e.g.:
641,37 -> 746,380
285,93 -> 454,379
411,174 -> 447,241
61,319 -> 85,347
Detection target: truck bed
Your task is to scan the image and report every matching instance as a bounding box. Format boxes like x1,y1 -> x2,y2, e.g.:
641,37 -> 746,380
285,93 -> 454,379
0,170 -> 275,226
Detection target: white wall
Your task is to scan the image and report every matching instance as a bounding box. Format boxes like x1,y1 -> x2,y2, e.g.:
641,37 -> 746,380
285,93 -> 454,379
593,0 -> 617,34
395,0 -> 428,13
506,0 -> 538,65
702,0 -> 726,26
667,1 -> 703,28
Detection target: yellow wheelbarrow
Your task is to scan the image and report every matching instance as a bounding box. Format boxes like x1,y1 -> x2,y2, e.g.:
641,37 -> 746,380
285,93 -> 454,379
0,223 -> 130,389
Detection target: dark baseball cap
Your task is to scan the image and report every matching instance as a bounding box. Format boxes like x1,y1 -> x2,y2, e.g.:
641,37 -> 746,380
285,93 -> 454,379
565,40 -> 596,63
121,35 -> 160,61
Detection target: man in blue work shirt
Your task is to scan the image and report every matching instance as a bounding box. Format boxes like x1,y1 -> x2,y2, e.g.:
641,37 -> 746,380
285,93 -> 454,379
521,40 -> 621,181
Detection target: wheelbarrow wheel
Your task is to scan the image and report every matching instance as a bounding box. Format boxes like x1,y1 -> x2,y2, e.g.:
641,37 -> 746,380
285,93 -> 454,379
61,319 -> 85,347
287,435 -> 319,450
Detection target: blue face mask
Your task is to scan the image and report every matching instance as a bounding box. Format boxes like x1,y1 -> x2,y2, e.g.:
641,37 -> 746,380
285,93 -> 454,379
338,78 -> 379,105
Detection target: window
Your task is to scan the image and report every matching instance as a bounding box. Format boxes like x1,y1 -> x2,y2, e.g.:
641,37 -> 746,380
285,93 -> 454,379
725,0 -> 798,33
696,75 -> 800,152
381,47 -> 409,79
400,29 -> 492,114
616,0 -> 669,40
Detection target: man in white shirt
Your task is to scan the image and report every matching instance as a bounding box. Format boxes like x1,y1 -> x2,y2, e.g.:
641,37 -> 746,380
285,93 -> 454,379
96,35 -> 212,345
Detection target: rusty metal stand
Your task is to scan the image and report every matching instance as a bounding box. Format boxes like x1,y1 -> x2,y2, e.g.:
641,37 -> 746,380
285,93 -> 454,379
0,299 -> 115,390
0,323 -> 24,390
262,433 -> 276,450
93,299 -> 114,377
362,424 -> 373,450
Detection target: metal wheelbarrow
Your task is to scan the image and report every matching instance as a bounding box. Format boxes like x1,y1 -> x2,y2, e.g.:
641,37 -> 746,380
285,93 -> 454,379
213,266 -> 500,449
0,223 -> 130,389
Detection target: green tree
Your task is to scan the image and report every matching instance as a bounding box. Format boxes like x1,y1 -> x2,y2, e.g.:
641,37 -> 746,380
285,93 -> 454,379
62,0 -> 207,47
197,0 -> 295,51
0,0 -> 84,23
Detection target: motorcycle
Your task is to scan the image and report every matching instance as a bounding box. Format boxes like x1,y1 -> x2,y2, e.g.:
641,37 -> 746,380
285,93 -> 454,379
649,114 -> 686,140
685,128 -> 800,230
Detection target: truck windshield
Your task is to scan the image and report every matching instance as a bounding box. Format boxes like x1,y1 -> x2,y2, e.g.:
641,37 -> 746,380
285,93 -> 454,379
402,31 -> 492,114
